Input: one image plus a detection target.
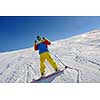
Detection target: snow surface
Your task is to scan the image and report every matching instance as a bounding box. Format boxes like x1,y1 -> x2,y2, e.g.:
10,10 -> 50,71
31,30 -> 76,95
0,29 -> 100,83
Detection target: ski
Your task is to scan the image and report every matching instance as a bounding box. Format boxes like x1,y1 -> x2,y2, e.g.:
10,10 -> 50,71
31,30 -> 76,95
31,68 -> 67,83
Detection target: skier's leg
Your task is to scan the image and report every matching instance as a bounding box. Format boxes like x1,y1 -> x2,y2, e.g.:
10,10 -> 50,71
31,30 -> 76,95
46,52 -> 59,71
40,53 -> 46,76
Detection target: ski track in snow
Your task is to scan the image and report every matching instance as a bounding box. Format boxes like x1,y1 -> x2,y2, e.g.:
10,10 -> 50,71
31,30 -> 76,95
0,29 -> 100,83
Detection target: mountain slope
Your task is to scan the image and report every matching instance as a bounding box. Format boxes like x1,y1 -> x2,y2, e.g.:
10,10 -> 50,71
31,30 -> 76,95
0,30 -> 100,83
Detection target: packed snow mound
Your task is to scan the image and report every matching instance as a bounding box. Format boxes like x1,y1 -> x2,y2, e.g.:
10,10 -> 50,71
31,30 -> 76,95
0,29 -> 100,83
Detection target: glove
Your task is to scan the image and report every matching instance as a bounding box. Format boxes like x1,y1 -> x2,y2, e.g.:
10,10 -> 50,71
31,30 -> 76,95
43,37 -> 45,40
34,40 -> 37,43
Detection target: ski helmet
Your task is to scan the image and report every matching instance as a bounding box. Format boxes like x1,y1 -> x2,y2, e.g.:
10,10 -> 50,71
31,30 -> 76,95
37,35 -> 41,41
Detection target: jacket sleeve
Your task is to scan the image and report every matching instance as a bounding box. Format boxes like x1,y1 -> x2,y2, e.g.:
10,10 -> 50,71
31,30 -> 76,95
34,43 -> 38,51
44,39 -> 51,45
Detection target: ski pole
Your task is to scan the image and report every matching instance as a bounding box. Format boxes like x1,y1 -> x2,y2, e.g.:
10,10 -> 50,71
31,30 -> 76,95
55,55 -> 81,83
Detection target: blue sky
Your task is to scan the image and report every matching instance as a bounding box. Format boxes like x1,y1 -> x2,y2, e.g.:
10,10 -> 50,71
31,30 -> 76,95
0,16 -> 100,52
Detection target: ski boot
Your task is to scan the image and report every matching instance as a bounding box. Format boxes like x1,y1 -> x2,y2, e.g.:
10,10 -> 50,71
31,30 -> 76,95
41,72 -> 45,78
55,68 -> 60,73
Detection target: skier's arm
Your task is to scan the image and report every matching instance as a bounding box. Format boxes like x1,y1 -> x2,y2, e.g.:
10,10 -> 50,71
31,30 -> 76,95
45,39 -> 51,45
34,40 -> 38,51
34,43 -> 38,51
43,37 -> 51,45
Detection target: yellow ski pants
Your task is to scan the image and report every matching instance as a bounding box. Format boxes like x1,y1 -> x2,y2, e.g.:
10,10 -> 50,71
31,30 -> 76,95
40,52 -> 58,75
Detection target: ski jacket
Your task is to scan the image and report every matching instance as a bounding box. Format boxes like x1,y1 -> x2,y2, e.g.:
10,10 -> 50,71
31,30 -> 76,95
34,39 -> 51,54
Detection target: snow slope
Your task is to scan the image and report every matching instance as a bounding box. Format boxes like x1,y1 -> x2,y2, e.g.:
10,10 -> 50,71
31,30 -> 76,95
0,29 -> 100,83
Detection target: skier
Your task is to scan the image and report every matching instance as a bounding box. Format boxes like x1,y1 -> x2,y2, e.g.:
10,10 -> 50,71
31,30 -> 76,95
34,35 -> 59,77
